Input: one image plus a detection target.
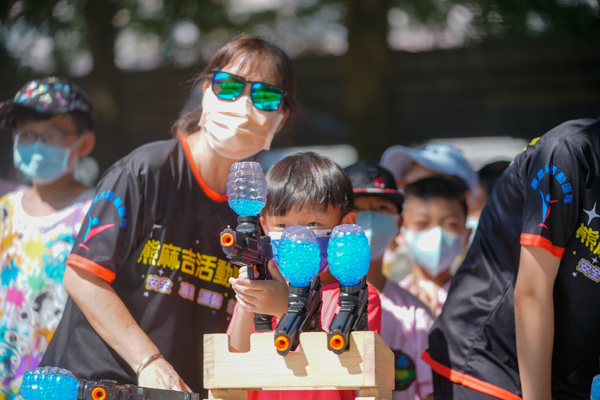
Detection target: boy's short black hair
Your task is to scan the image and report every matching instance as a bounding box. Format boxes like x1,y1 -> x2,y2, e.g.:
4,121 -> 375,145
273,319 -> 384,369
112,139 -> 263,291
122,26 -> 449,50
404,176 -> 468,217
263,151 -> 354,217
478,160 -> 510,197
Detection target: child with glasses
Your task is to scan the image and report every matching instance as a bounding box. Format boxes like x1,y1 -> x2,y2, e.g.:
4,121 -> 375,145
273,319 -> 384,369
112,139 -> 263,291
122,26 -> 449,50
40,34 -> 298,397
0,76 -> 96,399
227,151 -> 382,400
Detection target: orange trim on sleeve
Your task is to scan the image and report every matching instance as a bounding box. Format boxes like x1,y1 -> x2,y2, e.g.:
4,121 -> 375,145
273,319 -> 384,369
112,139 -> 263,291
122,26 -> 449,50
520,233 -> 565,258
179,135 -> 228,203
67,254 -> 117,283
421,350 -> 523,400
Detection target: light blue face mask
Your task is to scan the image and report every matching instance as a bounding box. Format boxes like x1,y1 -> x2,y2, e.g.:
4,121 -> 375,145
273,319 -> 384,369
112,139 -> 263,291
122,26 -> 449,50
356,210 -> 399,260
13,141 -> 76,184
269,229 -> 331,274
403,226 -> 466,276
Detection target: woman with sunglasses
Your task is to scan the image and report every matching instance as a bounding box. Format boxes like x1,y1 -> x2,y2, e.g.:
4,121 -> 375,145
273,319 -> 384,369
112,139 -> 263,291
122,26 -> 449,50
41,34 -> 297,396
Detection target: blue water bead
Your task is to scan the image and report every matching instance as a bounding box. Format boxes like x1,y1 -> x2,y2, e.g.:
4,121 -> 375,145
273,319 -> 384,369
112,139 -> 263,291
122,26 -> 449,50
21,367 -> 78,400
228,198 -> 266,216
592,374 -> 600,400
327,225 -> 371,286
226,162 -> 267,205
278,238 -> 320,287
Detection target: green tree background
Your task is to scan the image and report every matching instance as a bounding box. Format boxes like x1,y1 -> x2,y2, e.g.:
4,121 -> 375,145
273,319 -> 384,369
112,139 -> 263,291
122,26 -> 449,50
1,0 -> 599,174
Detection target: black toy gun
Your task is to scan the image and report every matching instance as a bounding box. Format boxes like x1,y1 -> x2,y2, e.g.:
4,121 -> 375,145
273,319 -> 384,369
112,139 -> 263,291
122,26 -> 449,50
274,275 -> 323,355
221,161 -> 273,332
75,380 -> 201,400
327,276 -> 369,354
20,367 -> 200,400
220,215 -> 274,331
220,216 -> 272,282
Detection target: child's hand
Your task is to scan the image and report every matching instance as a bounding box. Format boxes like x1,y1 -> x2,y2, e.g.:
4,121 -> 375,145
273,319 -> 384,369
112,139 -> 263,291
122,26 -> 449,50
229,261 -> 289,318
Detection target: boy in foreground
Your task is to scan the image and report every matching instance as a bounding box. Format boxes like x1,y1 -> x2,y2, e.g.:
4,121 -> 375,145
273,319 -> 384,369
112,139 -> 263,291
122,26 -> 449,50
228,152 -> 382,400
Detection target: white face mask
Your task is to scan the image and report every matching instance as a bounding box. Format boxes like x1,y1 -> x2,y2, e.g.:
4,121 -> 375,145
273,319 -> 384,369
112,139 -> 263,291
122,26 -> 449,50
403,226 -> 466,276
199,86 -> 284,160
355,210 -> 398,259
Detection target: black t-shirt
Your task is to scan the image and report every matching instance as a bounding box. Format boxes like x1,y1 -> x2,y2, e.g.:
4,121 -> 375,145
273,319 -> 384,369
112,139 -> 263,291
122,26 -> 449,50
426,118 -> 600,399
41,136 -> 239,395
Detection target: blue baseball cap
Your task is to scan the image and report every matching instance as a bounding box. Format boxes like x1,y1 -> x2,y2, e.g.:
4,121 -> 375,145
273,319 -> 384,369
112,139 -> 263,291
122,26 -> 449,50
380,143 -> 478,192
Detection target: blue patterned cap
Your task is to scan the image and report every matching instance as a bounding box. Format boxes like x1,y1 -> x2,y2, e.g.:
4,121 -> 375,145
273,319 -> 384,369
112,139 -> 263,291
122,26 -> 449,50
0,76 -> 95,127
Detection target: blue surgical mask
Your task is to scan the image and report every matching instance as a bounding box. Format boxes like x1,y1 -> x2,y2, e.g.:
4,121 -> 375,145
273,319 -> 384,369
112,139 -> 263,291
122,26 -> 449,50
13,141 -> 76,184
269,228 -> 331,274
402,226 -> 466,276
356,210 -> 399,260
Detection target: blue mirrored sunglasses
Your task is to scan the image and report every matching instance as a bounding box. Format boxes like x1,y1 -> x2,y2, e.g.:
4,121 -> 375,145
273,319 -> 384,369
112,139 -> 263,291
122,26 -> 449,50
211,70 -> 285,111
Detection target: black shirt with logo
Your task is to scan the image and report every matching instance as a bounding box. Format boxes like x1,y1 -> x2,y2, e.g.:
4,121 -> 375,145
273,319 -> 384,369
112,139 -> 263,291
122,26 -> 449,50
426,118 -> 600,399
42,136 -> 239,395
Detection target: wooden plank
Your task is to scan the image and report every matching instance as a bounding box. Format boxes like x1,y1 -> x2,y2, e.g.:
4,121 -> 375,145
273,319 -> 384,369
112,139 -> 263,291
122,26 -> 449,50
204,331 -> 393,395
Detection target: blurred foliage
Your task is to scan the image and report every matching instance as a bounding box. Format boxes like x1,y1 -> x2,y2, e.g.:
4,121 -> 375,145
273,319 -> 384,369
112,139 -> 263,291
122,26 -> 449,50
0,0 -> 598,73
458,0 -> 600,39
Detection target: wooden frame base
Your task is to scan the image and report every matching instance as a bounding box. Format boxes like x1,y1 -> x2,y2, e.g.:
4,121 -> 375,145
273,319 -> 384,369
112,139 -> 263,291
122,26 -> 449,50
203,331 -> 393,400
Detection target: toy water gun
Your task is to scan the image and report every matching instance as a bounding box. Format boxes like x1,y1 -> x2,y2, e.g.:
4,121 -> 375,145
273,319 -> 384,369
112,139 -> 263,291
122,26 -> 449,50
219,161 -> 273,332
326,224 -> 371,354
273,225 -> 323,355
20,367 -> 200,400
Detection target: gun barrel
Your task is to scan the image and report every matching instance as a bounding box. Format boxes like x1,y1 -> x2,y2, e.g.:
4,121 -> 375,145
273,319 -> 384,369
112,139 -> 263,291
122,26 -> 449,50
220,232 -> 234,247
329,334 -> 345,351
274,335 -> 290,353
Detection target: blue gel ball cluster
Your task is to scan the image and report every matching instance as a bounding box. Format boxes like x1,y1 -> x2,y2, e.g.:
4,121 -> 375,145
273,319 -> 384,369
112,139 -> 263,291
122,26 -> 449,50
278,239 -> 320,287
327,224 -> 371,286
228,199 -> 266,217
226,161 -> 267,216
592,375 -> 600,400
21,367 -> 78,400
277,225 -> 321,287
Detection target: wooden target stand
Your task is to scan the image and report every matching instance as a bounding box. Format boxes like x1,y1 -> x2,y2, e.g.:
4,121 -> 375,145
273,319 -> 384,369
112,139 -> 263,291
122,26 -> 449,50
203,331 -> 394,400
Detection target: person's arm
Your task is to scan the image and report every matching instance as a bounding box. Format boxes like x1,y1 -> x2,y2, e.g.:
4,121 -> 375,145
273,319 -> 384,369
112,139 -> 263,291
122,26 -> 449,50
63,265 -> 191,391
514,244 -> 561,400
227,262 -> 289,352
